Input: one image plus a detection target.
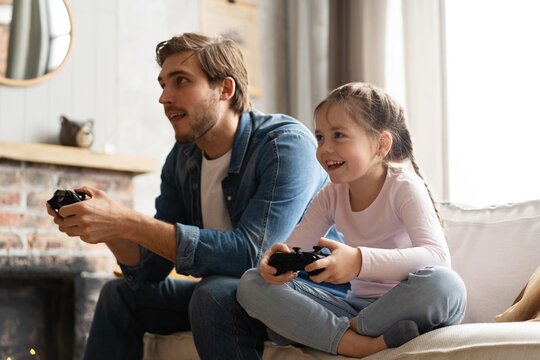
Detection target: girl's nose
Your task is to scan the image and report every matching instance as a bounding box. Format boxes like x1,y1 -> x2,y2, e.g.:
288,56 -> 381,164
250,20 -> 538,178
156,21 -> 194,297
319,141 -> 333,154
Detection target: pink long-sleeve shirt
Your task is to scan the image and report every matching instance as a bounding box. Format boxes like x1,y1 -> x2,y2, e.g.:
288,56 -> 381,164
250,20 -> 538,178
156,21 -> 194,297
287,166 -> 450,298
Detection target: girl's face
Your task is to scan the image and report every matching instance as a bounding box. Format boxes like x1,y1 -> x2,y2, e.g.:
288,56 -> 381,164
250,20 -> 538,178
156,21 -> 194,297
314,103 -> 383,185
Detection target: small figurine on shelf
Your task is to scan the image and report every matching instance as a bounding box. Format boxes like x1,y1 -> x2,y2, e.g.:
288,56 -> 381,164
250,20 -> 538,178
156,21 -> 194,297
59,115 -> 94,148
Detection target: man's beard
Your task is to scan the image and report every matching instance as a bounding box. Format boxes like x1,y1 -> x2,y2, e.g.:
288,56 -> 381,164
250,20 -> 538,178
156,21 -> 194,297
175,93 -> 220,144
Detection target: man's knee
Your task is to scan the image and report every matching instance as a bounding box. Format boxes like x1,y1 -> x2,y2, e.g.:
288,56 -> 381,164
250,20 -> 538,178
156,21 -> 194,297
189,275 -> 241,320
97,278 -> 131,309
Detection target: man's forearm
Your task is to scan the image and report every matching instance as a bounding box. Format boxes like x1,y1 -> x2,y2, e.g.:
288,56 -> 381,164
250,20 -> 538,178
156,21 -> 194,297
119,210 -> 177,264
106,238 -> 141,266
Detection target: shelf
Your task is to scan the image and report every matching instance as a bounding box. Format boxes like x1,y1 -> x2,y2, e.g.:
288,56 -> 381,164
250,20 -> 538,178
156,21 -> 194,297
0,141 -> 156,174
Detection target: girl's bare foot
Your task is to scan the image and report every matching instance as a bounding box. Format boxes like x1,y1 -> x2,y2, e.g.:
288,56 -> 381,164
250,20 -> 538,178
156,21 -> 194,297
337,329 -> 386,358
337,319 -> 419,358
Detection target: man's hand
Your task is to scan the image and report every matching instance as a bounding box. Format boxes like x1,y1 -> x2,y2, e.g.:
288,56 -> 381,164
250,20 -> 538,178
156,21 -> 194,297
46,186 -> 130,244
305,237 -> 362,284
259,243 -> 298,285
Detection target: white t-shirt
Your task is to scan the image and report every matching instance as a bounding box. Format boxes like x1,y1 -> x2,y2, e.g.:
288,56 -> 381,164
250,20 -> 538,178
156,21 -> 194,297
287,166 -> 450,298
200,150 -> 233,231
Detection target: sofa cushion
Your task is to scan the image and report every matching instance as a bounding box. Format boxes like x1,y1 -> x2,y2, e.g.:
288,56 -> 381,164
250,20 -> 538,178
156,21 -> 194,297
143,322 -> 540,360
144,332 -> 198,360
440,200 -> 540,323
265,322 -> 540,360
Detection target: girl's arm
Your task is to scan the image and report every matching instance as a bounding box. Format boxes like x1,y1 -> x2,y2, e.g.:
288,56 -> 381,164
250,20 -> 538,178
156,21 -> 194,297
360,176 -> 450,281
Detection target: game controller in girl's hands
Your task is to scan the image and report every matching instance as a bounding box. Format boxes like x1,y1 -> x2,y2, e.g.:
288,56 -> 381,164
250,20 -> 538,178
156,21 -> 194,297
47,189 -> 86,210
268,246 -> 329,276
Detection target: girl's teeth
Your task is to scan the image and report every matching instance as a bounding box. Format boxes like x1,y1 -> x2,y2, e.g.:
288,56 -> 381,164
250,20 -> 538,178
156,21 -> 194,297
326,160 -> 344,169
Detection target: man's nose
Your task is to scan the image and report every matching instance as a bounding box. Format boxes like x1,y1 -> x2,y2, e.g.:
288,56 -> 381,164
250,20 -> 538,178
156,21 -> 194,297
159,88 -> 172,104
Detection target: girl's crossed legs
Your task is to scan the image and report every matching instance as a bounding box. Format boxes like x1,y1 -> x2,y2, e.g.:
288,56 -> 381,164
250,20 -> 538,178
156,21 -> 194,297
237,265 -> 466,357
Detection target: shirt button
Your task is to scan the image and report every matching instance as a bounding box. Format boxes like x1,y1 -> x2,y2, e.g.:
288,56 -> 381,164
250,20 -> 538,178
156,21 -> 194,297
227,196 -> 232,201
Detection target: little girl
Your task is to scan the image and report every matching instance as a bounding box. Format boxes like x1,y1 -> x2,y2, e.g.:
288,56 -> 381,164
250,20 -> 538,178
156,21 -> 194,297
237,82 -> 467,358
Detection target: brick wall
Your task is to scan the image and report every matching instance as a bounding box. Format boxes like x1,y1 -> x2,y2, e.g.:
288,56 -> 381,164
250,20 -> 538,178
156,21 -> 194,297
0,158 -> 139,360
0,158 -> 133,263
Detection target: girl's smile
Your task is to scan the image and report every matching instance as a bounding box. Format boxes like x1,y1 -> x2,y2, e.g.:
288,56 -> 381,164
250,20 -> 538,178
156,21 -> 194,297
325,160 -> 346,171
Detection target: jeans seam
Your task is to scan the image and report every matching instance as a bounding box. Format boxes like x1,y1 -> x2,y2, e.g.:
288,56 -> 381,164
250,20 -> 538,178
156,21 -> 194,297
330,320 -> 350,354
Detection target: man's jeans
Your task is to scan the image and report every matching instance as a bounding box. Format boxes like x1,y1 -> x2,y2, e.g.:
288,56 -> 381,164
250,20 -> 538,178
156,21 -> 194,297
83,275 -> 268,360
237,266 -> 467,354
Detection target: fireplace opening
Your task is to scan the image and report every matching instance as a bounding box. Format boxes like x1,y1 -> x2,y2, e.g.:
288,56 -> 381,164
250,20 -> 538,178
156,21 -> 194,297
0,277 -> 74,360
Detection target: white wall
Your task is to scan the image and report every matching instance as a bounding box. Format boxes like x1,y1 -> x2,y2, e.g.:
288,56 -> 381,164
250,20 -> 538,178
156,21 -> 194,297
0,0 -> 288,215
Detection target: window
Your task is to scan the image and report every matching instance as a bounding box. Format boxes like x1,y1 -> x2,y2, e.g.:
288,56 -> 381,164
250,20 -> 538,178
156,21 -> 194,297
445,0 -> 540,205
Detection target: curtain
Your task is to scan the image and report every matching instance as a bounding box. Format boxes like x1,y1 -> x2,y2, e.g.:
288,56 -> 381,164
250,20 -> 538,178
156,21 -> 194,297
402,0 -> 447,199
6,0 -> 50,80
285,0 -> 389,129
328,0 -> 388,90
286,0 -> 447,199
286,0 -> 329,130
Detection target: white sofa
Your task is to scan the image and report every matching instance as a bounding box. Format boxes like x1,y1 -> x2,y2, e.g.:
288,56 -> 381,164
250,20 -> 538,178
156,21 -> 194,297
143,200 -> 540,360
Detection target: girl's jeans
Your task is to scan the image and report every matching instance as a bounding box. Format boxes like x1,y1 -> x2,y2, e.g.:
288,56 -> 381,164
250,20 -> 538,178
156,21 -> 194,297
237,265 -> 467,355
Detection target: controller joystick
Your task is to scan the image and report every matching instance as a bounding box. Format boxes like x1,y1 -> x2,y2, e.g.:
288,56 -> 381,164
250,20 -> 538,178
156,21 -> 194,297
268,246 -> 329,276
47,189 -> 86,210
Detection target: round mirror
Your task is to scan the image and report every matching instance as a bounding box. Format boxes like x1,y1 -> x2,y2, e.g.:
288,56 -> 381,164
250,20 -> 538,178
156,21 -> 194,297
0,0 -> 73,87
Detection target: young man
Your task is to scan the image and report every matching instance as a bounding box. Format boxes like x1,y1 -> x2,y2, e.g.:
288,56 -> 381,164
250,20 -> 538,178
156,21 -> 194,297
47,33 -> 329,359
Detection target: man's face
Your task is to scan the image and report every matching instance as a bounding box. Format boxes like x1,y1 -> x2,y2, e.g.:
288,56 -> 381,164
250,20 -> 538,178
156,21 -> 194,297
158,52 -> 221,144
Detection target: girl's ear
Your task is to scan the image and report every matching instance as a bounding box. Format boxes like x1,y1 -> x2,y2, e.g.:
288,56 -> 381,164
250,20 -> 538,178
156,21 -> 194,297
378,131 -> 393,158
219,77 -> 236,101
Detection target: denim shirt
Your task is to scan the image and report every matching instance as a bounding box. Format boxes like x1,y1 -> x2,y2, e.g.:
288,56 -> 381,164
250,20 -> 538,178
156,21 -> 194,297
121,110 -> 328,288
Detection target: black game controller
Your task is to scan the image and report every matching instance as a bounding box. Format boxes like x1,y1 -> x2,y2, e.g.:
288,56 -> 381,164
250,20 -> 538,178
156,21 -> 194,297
268,246 -> 329,276
47,189 -> 86,210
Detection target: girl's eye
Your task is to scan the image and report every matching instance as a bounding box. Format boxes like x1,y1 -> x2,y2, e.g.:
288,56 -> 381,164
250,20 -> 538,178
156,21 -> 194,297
315,134 -> 323,141
334,132 -> 345,139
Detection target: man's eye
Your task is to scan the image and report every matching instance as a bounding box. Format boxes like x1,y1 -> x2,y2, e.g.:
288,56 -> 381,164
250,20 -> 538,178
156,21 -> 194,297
176,77 -> 187,86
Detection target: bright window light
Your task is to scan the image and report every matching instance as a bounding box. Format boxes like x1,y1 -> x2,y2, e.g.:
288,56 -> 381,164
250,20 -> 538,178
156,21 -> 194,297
445,0 -> 540,206
385,0 -> 406,106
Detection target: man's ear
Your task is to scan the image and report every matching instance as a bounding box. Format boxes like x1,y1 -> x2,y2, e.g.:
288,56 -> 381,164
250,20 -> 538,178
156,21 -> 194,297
378,131 -> 393,157
219,77 -> 236,101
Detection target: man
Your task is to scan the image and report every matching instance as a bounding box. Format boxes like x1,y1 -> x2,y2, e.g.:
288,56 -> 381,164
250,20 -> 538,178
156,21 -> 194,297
47,33 -> 329,359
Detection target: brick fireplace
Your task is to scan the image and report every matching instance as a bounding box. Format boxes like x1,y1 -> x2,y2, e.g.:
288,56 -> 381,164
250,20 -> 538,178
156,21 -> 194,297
0,142 -> 155,360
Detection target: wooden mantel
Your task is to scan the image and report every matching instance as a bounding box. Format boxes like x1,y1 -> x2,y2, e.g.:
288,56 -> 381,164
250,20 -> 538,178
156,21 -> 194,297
0,141 -> 156,174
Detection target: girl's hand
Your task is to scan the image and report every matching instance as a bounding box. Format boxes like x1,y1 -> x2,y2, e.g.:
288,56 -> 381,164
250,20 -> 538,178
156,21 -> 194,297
305,237 -> 362,284
259,243 -> 298,285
